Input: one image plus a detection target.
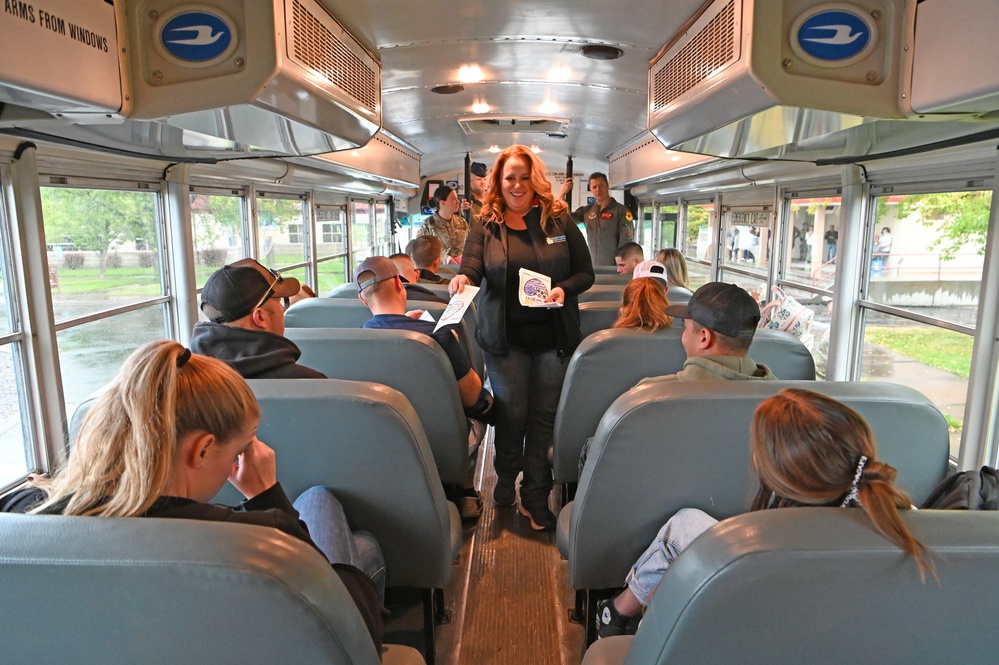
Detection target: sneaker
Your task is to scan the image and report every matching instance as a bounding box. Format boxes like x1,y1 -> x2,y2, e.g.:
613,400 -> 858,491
595,598 -> 639,639
518,502 -> 557,531
494,477 -> 517,506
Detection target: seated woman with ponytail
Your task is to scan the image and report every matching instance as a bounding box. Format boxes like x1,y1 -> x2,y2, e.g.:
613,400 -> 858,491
596,387 -> 932,639
1,340 -> 385,648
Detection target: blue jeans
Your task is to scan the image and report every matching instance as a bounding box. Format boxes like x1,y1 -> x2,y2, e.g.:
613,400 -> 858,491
294,486 -> 386,602
483,346 -> 569,507
625,508 -> 718,606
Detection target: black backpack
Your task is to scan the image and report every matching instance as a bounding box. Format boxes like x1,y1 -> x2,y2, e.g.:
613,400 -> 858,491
920,466 -> 999,510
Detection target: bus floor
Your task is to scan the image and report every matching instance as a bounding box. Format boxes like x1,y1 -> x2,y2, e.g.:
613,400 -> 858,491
384,427 -> 586,664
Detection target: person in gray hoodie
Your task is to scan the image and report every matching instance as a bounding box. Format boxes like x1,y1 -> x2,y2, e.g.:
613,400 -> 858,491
190,258 -> 325,379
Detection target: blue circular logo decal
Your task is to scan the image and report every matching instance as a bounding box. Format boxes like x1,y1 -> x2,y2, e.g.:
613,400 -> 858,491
160,11 -> 233,63
796,9 -> 871,61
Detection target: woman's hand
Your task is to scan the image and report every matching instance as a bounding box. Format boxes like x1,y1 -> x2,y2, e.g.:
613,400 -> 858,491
229,437 -> 277,500
546,286 -> 566,305
460,198 -> 471,212
449,274 -> 470,297
558,179 -> 573,198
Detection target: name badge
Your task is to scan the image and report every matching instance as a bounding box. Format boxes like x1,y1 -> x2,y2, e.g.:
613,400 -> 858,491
601,212 -> 613,219
546,235 -> 567,244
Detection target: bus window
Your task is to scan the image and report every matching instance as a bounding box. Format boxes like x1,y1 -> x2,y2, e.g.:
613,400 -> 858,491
350,200 -> 374,273
783,197 -> 842,291
40,187 -> 164,322
316,204 -> 348,294
256,194 -> 308,272
56,306 -> 171,417
190,190 -> 246,288
0,191 -> 32,486
658,204 -> 678,249
859,191 -> 989,459
38,185 -> 171,420
718,209 -> 773,285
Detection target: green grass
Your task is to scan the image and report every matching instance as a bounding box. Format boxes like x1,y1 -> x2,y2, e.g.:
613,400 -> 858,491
944,413 -> 963,432
53,267 -> 161,296
865,326 -> 973,378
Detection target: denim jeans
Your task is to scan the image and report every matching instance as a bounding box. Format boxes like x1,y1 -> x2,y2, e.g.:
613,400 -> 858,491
483,346 -> 569,508
294,486 -> 387,602
625,508 -> 718,606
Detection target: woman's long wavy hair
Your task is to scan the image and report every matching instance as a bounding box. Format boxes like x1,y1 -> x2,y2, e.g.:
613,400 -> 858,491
654,248 -> 689,289
614,278 -> 672,332
749,388 -> 932,577
479,145 -> 567,233
31,340 -> 259,517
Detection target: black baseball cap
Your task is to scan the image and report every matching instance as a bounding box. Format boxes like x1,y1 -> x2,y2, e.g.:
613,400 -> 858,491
664,282 -> 760,340
470,162 -> 488,177
201,258 -> 300,323
354,256 -> 399,292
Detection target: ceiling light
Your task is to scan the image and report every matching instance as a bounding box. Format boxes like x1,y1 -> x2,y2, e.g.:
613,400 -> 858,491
431,84 -> 465,95
539,101 -> 559,114
530,145 -> 541,153
548,66 -> 572,83
488,145 -> 501,153
458,65 -> 484,83
579,44 -> 624,60
472,102 -> 490,114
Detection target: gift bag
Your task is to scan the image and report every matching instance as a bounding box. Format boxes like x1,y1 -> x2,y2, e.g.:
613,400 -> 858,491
758,286 -> 814,348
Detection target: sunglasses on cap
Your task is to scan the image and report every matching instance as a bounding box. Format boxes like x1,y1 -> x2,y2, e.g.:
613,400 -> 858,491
250,267 -> 285,311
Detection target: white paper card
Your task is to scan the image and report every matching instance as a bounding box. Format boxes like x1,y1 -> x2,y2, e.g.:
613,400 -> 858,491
433,286 -> 479,333
419,309 -> 436,322
518,268 -> 562,308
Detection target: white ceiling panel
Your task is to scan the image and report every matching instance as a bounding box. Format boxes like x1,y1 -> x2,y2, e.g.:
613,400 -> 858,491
317,0 -> 708,177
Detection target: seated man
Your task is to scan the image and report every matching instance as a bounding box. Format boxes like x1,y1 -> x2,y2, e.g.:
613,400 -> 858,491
615,242 -> 644,275
192,258 -> 325,379
355,256 -> 494,517
640,281 -> 776,384
390,252 -> 448,304
579,282 -> 777,476
406,235 -> 451,285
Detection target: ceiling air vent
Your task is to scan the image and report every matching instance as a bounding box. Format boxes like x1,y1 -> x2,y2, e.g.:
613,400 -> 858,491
288,0 -> 379,116
458,117 -> 570,135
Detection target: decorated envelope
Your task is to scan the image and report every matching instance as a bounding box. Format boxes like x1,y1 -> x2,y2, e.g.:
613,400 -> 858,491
433,285 -> 479,333
518,268 -> 562,308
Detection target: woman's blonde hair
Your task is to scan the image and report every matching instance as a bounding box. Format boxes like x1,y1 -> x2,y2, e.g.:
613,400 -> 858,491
654,248 -> 689,289
31,340 -> 259,517
749,388 -> 931,576
480,145 -> 567,232
613,278 -> 672,332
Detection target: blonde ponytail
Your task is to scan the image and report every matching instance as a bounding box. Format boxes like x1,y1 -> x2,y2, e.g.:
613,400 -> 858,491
32,340 -> 258,516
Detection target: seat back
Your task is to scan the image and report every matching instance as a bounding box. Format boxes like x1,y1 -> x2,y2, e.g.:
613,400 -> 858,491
579,302 -> 623,339
216,379 -> 457,590
593,273 -> 632,285
286,298 -> 482,378
0,513 -> 382,664
328,282 -> 361,298
285,328 -> 471,486
616,510 -> 999,665
568,380 -> 950,590
578,284 -> 626,303
553,328 -> 816,483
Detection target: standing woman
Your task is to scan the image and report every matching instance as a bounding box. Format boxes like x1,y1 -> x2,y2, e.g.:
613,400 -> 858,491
421,184 -> 469,265
450,145 -> 594,530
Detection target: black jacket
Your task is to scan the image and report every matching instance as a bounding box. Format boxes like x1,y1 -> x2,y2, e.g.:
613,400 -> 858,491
189,322 -> 326,379
459,207 -> 594,357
